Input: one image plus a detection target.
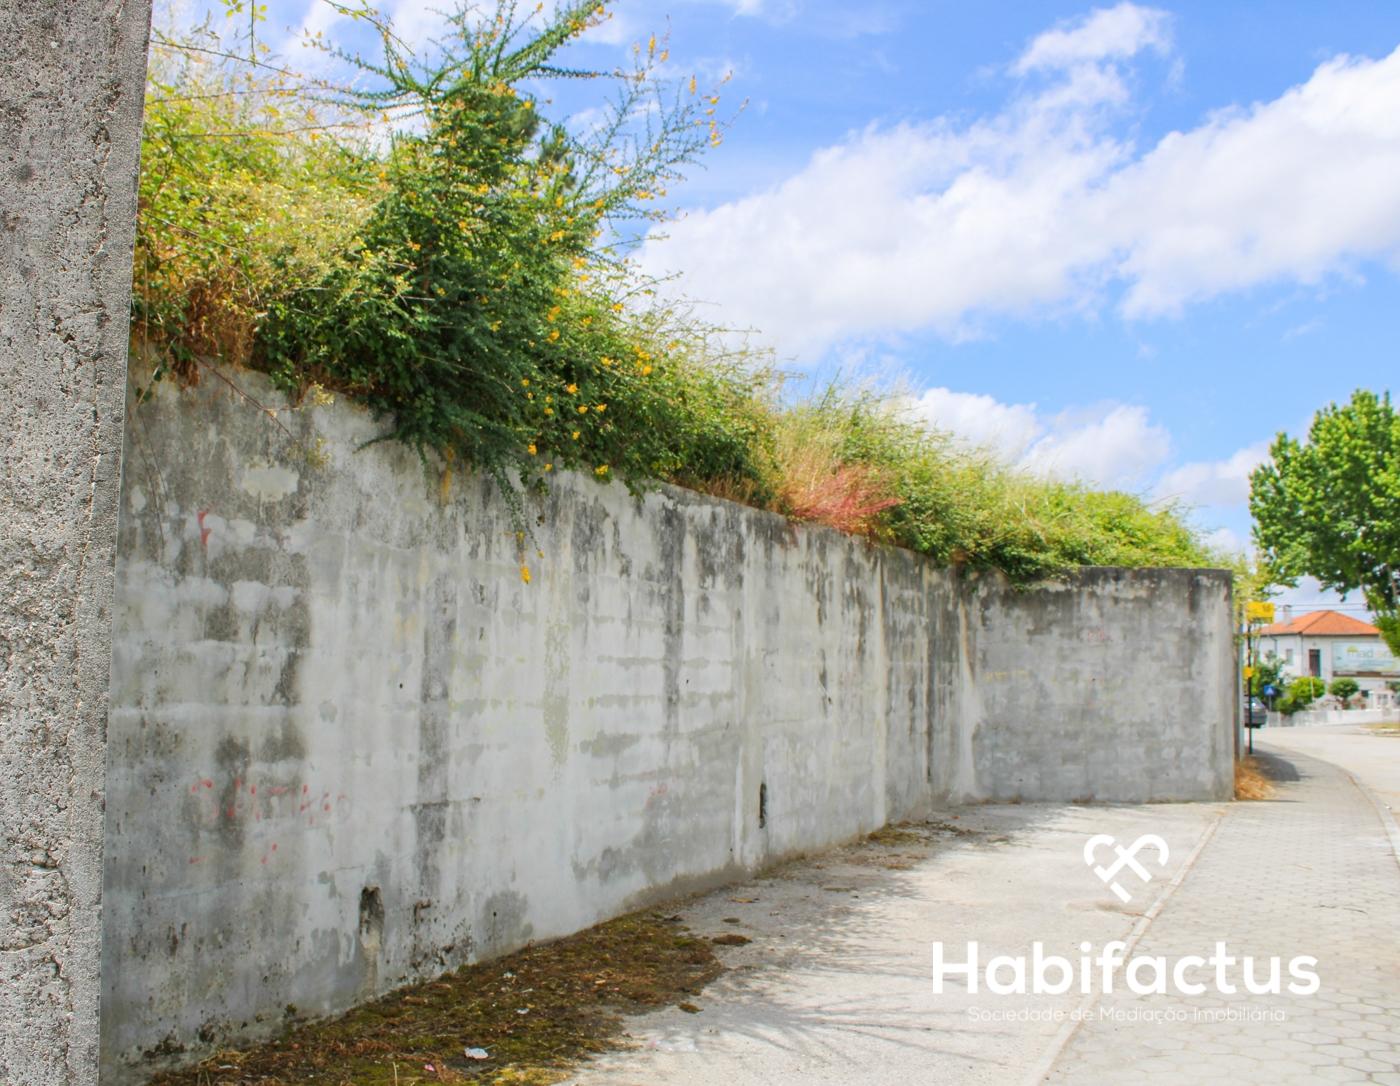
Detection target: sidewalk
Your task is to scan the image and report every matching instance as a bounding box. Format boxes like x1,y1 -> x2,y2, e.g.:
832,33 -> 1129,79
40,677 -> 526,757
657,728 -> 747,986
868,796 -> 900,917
562,744 -> 1400,1086
1045,746 -> 1400,1084
564,803 -> 1224,1086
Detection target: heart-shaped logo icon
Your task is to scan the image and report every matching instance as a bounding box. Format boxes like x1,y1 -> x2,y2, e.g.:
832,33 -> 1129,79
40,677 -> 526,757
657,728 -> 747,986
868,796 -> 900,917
1083,834 -> 1170,902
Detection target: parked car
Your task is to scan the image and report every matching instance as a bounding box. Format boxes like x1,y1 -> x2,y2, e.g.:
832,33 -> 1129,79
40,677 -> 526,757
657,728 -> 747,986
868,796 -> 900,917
1245,696 -> 1268,728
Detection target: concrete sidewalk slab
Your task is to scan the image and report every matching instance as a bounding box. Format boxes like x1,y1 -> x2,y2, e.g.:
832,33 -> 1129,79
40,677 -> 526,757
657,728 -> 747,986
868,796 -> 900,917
564,802 -> 1223,1086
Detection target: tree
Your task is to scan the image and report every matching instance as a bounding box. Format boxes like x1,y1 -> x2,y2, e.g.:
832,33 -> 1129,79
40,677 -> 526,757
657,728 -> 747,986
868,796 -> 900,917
1250,390 -> 1400,654
1250,653 -> 1287,699
1328,677 -> 1360,702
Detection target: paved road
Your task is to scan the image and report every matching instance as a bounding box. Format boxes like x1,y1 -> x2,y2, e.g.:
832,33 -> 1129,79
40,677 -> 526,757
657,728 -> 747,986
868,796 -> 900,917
563,733 -> 1400,1085
1260,722 -> 1400,812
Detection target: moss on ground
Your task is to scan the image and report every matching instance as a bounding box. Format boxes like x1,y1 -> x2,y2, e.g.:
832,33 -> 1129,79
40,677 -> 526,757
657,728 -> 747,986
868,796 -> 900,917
148,910 -> 721,1086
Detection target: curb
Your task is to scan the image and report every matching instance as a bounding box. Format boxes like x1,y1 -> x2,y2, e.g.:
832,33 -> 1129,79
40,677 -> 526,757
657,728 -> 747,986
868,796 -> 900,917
1020,805 -> 1228,1086
1342,769 -> 1400,873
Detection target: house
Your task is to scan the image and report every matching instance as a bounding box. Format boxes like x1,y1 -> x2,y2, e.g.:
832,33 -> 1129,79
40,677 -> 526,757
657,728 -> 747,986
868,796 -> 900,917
1257,609 -> 1398,701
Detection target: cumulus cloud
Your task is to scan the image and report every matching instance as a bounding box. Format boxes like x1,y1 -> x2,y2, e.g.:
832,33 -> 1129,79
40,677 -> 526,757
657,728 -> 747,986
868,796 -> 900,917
1013,2 -> 1171,74
636,11 -> 1400,358
907,388 -> 1043,463
1155,442 -> 1270,508
907,388 -> 1172,490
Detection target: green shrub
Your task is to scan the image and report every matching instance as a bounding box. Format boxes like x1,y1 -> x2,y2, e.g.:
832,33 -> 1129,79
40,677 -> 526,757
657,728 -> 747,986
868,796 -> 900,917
1279,676 -> 1327,715
1328,677 -> 1360,701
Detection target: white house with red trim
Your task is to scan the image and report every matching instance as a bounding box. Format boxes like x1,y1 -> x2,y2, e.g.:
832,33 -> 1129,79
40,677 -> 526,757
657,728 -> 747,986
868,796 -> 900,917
1257,609 -> 1398,701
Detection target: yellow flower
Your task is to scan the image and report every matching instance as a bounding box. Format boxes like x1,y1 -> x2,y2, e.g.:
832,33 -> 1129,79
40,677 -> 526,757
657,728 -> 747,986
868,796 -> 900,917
544,407 -> 554,416
528,443 -> 537,455
641,364 -> 653,376
601,356 -> 614,367
688,75 -> 697,95
566,383 -> 579,394
578,405 -> 589,414
548,329 -> 560,342
520,565 -> 531,584
544,462 -> 554,472
571,430 -> 581,440
595,465 -> 609,477
611,302 -> 624,313
546,306 -> 560,322
521,378 -> 530,387
595,403 -> 607,413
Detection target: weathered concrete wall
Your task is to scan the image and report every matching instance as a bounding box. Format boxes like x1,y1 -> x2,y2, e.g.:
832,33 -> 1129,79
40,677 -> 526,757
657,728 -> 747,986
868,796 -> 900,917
0,2 -> 150,1083
956,568 -> 1236,802
101,367 -> 1233,1077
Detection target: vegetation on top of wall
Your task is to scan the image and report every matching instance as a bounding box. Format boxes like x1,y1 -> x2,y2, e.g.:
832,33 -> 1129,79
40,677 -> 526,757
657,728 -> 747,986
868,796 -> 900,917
134,0 -> 1223,583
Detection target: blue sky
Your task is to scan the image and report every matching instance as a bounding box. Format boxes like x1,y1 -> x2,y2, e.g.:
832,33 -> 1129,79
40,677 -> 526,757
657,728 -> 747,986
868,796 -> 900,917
257,0 -> 1400,610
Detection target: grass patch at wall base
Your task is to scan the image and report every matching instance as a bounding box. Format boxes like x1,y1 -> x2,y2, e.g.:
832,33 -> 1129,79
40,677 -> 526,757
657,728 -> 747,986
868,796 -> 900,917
147,910 -> 722,1086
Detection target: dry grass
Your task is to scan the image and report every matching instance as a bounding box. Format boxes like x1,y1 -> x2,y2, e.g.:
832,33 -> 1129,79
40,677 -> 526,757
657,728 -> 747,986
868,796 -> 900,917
768,419 -> 901,536
1235,756 -> 1276,800
147,910 -> 722,1086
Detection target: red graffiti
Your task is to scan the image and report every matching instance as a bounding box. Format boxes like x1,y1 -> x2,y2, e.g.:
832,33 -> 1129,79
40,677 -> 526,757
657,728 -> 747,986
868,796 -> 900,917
186,773 -> 351,830
197,509 -> 212,548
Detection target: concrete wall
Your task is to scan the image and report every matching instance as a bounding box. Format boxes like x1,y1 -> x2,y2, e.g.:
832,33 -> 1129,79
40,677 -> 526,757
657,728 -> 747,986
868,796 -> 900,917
102,367 -> 1233,1078
0,2 -> 150,1083
957,569 -> 1236,802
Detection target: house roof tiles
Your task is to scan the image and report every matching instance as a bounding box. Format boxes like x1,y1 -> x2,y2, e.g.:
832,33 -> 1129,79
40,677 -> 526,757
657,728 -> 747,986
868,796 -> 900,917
1257,610 -> 1380,637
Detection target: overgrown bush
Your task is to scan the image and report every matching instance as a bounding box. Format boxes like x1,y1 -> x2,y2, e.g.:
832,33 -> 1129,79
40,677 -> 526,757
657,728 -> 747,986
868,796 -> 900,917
133,0 -> 1222,584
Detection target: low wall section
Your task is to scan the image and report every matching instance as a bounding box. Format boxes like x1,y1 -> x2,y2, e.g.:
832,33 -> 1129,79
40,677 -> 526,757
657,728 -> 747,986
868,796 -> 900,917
102,370 -> 1233,1077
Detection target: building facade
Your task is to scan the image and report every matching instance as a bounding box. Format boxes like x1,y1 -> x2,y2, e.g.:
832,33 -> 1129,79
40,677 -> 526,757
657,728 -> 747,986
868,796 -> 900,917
1257,609 -> 1399,701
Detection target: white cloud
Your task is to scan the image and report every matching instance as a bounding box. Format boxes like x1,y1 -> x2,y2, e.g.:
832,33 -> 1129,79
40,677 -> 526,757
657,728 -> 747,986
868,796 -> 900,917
907,388 -> 1171,490
637,21 -> 1400,359
1013,2 -> 1171,75
1204,526 -> 1246,555
908,388 -> 1043,462
1155,442 -> 1270,508
1023,403 -> 1171,487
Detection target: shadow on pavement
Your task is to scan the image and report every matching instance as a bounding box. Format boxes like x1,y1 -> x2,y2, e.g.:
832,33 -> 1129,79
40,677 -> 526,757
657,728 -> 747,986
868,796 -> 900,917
1251,748 -> 1301,782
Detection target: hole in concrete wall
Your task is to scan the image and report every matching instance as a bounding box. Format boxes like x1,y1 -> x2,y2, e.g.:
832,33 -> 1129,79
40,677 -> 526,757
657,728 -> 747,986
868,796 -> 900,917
359,885 -> 384,949
758,781 -> 768,829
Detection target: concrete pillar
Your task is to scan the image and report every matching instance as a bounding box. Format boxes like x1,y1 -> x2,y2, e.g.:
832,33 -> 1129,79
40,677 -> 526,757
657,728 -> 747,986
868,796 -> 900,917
1,1 -> 151,1082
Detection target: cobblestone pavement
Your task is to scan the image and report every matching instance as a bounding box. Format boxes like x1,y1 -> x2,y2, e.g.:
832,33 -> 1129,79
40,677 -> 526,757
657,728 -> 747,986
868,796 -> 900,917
1044,746 -> 1400,1085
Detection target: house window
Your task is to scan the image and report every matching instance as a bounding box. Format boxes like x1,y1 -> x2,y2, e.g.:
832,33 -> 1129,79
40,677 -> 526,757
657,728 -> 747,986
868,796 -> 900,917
1308,649 -> 1322,677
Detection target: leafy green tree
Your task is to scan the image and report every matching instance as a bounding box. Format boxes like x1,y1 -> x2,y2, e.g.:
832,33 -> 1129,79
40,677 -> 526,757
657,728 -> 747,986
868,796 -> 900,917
1250,390 -> 1400,654
1250,653 -> 1287,699
1328,677 -> 1360,702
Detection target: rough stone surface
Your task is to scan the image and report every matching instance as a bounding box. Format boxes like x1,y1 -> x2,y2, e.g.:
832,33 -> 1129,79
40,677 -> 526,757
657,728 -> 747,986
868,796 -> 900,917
101,366 -> 1234,1078
0,2 -> 150,1083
